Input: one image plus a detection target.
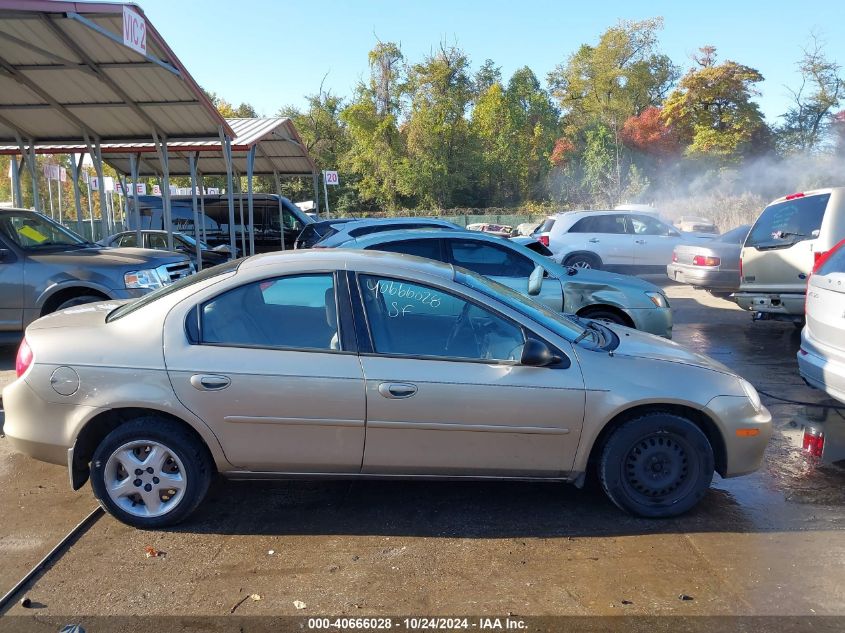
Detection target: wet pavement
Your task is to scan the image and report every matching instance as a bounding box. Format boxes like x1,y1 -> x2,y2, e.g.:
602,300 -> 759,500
0,279 -> 843,621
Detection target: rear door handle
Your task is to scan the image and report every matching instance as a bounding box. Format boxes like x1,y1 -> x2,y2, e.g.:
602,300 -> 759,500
190,374 -> 231,391
378,382 -> 418,399
588,238 -> 600,243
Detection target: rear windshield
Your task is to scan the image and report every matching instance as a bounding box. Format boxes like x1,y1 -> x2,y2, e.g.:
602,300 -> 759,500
536,218 -> 556,233
818,240 -> 845,276
349,223 -> 446,238
716,224 -> 750,244
746,194 -> 830,249
107,259 -> 240,322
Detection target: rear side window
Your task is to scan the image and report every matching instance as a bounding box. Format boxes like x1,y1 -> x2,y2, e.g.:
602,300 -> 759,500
536,218 -> 556,233
746,194 -> 830,249
817,240 -> 845,276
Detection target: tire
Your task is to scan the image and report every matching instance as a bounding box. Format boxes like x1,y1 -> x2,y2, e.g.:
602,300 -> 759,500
90,417 -> 212,529
579,308 -> 629,327
564,253 -> 601,270
599,412 -> 714,518
793,319 -> 805,330
54,294 -> 107,312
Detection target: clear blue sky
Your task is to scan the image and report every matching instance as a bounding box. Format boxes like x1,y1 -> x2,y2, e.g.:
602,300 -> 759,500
137,0 -> 844,123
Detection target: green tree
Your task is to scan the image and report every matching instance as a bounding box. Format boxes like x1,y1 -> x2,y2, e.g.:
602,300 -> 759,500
778,35 -> 844,153
341,42 -> 410,210
662,47 -> 767,160
404,43 -> 475,208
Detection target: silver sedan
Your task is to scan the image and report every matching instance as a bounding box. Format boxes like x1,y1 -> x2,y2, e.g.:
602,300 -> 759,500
4,250 -> 771,528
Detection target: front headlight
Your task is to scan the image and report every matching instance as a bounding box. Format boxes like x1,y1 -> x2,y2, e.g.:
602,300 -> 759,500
645,291 -> 669,308
739,377 -> 762,412
124,268 -> 165,290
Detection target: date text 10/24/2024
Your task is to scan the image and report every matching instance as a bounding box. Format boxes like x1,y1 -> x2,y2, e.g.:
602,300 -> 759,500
307,617 -> 528,630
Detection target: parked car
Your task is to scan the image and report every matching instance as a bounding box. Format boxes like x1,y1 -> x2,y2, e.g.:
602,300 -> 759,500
337,229 -> 673,337
466,222 -> 513,238
0,208 -> 193,343
532,216 -> 557,249
667,225 -> 750,296
311,217 -> 463,248
514,221 -> 541,237
675,216 -> 719,235
798,237 -> 845,403
132,194 -> 313,253
735,188 -> 845,325
97,230 -> 231,268
3,249 -> 771,527
511,235 -> 554,257
545,210 -> 691,273
294,218 -> 356,249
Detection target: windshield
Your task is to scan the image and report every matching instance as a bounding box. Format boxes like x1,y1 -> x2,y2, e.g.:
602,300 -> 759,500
107,259 -> 241,322
0,211 -> 89,249
746,194 -> 829,249
454,267 -> 597,340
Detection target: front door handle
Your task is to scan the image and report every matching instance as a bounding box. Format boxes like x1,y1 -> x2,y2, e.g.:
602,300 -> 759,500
588,238 -> 600,243
190,374 -> 231,391
378,382 -> 418,399
635,239 -> 646,244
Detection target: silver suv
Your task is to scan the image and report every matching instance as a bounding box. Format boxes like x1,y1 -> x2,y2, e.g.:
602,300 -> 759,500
0,208 -> 193,342
734,188 -> 845,324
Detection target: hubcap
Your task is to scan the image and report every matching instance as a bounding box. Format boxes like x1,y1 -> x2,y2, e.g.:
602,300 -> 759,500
623,433 -> 692,502
104,440 -> 186,518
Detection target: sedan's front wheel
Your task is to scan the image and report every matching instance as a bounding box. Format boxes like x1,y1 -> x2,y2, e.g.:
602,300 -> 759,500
599,412 -> 714,518
90,417 -> 212,528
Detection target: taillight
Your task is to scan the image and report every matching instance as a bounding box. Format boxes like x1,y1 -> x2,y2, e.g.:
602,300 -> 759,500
739,256 -> 743,279
16,338 -> 33,378
692,255 -> 720,266
672,252 -> 678,262
538,235 -> 549,247
802,428 -> 824,458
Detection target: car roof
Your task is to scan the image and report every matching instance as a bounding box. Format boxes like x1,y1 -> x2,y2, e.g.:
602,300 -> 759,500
768,187 -> 845,204
348,228 -> 514,248
334,217 -> 459,230
240,247 -> 456,280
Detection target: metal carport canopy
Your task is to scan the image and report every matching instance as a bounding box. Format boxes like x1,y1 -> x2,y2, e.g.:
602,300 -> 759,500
0,0 -> 232,143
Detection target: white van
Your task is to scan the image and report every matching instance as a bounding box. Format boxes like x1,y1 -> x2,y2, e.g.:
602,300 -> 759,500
734,188 -> 845,323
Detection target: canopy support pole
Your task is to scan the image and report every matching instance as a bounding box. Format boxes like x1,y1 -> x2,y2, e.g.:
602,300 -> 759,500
234,170 -> 246,256
274,170 -> 285,251
68,153 -> 85,236
129,153 -> 141,244
197,171 -> 207,245
220,129 -> 237,259
312,171 -> 320,221
85,136 -> 109,239
17,137 -> 40,213
10,155 -> 21,208
189,152 -> 202,271
153,133 -> 174,251
246,145 -> 256,256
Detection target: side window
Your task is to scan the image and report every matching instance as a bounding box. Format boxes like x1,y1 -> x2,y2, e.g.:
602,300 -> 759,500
368,239 -> 443,260
629,215 -> 671,236
448,240 -> 535,277
359,274 -> 526,362
201,274 -> 340,351
116,234 -> 138,247
148,234 -> 168,249
568,217 -> 595,233
571,215 -> 627,234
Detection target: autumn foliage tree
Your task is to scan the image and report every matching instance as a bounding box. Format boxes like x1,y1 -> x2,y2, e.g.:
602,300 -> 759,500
621,106 -> 680,157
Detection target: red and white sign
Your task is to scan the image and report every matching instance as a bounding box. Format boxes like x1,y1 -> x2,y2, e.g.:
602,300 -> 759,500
324,170 -> 339,186
122,6 -> 147,56
136,183 -> 147,195
152,184 -> 161,195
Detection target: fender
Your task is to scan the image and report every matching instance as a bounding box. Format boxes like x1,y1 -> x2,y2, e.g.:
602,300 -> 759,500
35,279 -> 115,310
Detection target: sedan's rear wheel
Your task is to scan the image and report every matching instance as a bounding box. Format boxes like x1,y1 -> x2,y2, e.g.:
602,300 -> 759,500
599,412 -> 714,518
90,417 -> 212,528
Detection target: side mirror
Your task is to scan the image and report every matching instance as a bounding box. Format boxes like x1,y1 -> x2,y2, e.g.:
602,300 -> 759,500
212,244 -> 232,255
520,339 -> 561,367
527,265 -> 545,296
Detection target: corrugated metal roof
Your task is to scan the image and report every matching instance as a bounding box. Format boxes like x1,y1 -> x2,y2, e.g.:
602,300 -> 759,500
0,1 -> 232,143
0,117 -> 317,176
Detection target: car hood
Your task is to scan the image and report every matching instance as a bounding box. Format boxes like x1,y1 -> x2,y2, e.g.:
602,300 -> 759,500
27,247 -> 188,267
550,264 -> 661,292
602,324 -> 735,376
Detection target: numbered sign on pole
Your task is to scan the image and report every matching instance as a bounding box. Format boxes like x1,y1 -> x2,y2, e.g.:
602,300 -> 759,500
324,171 -> 339,186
